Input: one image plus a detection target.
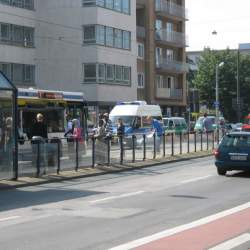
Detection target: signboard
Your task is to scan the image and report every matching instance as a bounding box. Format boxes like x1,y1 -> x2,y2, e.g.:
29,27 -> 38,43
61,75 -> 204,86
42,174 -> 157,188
38,91 -> 63,100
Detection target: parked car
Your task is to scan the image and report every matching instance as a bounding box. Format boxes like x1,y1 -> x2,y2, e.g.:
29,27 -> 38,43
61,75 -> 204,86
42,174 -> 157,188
194,116 -> 225,132
214,132 -> 250,175
163,117 -> 187,135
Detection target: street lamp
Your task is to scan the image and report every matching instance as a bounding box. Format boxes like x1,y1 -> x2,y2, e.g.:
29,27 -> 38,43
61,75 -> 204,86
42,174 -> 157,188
215,62 -> 224,120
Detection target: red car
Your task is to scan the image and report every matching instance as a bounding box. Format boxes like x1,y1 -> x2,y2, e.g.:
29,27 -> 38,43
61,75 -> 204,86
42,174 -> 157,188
242,114 -> 250,132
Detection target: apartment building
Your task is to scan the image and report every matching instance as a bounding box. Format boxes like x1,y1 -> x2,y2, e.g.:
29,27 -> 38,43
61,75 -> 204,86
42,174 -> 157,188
0,0 -> 137,119
136,0 -> 188,117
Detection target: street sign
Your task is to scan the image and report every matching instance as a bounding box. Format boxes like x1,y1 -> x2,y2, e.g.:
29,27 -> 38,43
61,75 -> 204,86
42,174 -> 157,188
213,101 -> 220,108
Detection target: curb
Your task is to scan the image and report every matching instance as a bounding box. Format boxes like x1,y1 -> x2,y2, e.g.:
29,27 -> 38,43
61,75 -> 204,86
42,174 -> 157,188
0,152 -> 213,191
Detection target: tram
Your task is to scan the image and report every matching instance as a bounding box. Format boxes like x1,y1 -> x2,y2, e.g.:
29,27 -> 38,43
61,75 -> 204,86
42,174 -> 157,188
17,88 -> 88,139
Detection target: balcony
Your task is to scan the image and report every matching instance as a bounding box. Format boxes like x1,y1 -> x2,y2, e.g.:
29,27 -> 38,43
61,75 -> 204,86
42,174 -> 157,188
156,57 -> 188,73
137,26 -> 146,39
155,29 -> 187,47
156,87 -> 183,99
155,0 -> 187,20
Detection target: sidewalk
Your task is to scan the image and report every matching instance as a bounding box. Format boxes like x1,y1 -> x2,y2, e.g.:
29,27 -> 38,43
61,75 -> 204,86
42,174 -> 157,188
0,150 -> 213,190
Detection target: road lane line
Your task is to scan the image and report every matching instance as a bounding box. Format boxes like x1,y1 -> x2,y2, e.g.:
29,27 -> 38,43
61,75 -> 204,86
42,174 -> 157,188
0,216 -> 21,222
208,233 -> 250,250
90,191 -> 145,204
109,201 -> 250,250
181,175 -> 213,184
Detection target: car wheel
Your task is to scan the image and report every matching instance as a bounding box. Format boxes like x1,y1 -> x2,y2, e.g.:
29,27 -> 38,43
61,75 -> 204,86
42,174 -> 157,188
217,168 -> 227,175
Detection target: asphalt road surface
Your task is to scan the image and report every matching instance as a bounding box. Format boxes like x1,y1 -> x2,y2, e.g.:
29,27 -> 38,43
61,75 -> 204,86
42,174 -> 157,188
0,156 -> 250,250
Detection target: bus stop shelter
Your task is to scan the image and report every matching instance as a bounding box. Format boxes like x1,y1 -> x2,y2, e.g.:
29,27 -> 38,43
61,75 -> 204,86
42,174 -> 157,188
0,71 -> 18,180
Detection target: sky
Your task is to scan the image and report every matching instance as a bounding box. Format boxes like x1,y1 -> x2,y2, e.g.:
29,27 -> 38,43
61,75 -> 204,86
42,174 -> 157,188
186,0 -> 250,51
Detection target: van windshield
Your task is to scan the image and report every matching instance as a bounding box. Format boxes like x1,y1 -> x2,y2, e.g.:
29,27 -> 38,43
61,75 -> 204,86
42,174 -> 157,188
110,116 -> 135,126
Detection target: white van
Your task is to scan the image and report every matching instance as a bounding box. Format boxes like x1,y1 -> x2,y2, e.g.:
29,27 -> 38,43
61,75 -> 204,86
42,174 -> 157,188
109,101 -> 162,146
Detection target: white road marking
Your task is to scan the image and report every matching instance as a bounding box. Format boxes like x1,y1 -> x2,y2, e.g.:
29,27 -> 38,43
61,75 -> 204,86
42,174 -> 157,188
181,175 -> 213,184
0,216 -> 21,222
208,233 -> 250,250
109,201 -> 250,250
89,191 -> 145,204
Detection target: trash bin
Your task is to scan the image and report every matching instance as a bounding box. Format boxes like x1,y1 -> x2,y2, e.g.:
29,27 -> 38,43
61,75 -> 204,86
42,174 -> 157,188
47,137 -> 61,167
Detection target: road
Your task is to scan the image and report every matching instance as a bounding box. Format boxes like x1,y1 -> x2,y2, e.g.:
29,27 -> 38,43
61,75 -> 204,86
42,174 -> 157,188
0,156 -> 250,250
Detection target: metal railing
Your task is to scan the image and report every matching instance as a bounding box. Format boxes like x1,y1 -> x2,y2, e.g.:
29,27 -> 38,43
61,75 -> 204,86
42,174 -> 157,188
156,57 -> 189,73
155,30 -> 187,47
9,130 -> 225,180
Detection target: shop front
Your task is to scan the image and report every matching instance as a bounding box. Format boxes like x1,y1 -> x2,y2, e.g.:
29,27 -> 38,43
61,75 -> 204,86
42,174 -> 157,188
0,71 -> 17,180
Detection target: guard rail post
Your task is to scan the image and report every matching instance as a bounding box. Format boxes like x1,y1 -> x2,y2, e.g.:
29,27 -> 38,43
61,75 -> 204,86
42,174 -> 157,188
180,133 -> 182,155
36,141 -> 40,177
120,135 -> 124,165
187,132 -> 190,153
163,132 -> 166,157
57,140 -> 61,174
143,134 -> 146,161
171,133 -> 174,156
194,132 -> 197,152
92,137 -> 95,168
75,138 -> 79,171
132,134 -> 136,163
153,132 -> 156,159
107,136 -> 111,166
206,132 -> 209,150
200,131 -> 203,151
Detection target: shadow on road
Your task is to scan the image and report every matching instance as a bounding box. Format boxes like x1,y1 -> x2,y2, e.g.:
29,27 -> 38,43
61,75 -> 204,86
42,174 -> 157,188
0,188 -> 106,212
227,171 -> 250,178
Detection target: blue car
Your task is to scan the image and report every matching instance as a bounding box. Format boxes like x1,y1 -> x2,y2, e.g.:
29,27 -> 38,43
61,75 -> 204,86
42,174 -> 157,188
214,132 -> 250,175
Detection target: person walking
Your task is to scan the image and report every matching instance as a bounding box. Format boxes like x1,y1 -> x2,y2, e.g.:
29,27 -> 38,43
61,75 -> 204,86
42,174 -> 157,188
30,113 -> 48,172
117,118 -> 125,158
148,116 -> 163,153
94,119 -> 106,165
202,113 -> 213,133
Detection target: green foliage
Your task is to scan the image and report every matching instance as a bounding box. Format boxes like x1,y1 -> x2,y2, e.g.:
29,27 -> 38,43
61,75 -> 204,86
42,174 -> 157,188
192,48 -> 250,122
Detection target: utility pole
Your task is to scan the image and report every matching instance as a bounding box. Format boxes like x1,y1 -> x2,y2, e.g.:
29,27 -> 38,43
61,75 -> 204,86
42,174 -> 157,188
236,49 -> 240,122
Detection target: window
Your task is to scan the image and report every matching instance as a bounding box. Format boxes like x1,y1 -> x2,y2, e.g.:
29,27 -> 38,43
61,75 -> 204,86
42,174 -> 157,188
114,29 -> 122,49
156,75 -> 162,88
98,64 -> 105,82
12,63 -> 23,83
83,63 -> 131,85
123,67 -> 130,83
83,25 -> 131,50
137,73 -> 144,88
0,63 -> 11,79
82,0 -> 130,15
155,47 -> 162,66
0,0 -> 34,10
115,65 -> 123,81
137,43 -> 144,59
114,0 -> 121,11
83,25 -> 96,44
106,27 -> 114,47
96,25 -> 105,45
0,23 -> 34,47
83,64 -> 97,83
24,65 -> 34,82
123,30 -> 130,50
106,64 -> 114,81
105,0 -> 113,9
166,49 -> 174,60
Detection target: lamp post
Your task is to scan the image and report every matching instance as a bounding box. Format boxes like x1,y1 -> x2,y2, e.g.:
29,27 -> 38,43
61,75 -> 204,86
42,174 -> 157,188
215,62 -> 224,120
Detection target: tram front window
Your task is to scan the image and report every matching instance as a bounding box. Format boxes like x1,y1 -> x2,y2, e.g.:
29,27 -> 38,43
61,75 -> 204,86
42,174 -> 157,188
22,109 -> 64,138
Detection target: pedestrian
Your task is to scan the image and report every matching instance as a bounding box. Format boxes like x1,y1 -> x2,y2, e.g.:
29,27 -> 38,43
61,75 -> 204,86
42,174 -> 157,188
103,113 -> 113,139
202,113 -> 213,133
94,119 -> 106,164
72,118 -> 86,155
148,116 -> 163,153
117,118 -> 125,157
64,114 -> 75,158
30,113 -> 48,172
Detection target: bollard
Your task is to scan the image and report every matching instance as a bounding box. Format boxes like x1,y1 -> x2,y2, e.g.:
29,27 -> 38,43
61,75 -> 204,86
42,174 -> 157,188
153,132 -> 156,159
194,132 -> 197,152
206,132 -> 209,150
132,135 -> 136,163
163,132 -> 166,157
171,133 -> 174,156
200,131 -> 203,151
75,138 -> 79,171
180,133 -> 182,155
36,141 -> 40,177
57,140 -> 61,174
92,137 -> 95,168
143,134 -> 146,161
120,135 -> 124,164
107,136 -> 111,166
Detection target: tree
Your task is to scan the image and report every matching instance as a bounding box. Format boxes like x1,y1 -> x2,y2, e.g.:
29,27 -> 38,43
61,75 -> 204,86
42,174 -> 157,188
192,48 -> 250,122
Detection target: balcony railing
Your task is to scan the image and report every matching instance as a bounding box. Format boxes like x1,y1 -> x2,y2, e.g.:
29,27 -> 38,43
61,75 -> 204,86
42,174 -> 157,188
156,57 -> 188,73
137,26 -> 146,39
155,29 -> 187,47
156,87 -> 183,99
155,0 -> 187,19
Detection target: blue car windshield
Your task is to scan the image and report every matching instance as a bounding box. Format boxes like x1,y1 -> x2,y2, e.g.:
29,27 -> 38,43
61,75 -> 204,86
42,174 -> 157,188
221,134 -> 250,148
110,116 -> 135,127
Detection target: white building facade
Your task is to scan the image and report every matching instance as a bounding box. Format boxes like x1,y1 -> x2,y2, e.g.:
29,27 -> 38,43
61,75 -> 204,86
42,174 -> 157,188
0,0 -> 137,119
